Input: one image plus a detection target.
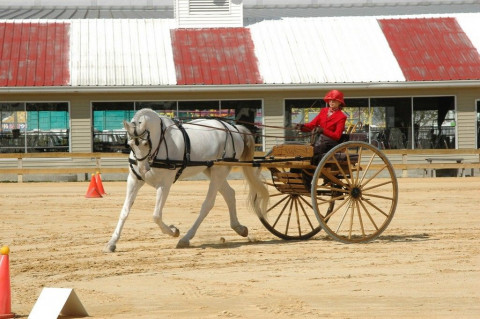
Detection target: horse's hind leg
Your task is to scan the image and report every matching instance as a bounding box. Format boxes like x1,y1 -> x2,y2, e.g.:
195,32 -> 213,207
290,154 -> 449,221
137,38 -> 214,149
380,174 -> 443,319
219,180 -> 248,237
104,173 -> 144,253
176,171 -> 226,248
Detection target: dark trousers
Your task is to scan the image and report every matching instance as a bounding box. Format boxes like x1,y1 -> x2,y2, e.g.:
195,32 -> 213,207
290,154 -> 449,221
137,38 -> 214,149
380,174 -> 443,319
311,134 -> 338,165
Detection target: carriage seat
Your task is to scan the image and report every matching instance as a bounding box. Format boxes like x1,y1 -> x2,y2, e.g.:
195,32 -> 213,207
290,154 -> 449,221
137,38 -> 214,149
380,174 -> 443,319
266,143 -> 313,159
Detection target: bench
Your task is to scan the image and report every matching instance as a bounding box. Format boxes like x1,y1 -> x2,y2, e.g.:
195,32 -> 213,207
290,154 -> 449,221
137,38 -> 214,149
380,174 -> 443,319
424,158 -> 465,177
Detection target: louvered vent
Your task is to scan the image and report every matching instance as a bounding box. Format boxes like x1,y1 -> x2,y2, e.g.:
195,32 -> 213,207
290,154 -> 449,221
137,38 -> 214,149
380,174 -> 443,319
189,0 -> 230,14
175,0 -> 242,28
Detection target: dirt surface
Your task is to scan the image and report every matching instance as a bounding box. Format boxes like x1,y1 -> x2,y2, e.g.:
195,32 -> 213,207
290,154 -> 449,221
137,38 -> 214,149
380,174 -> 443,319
1,177 -> 479,318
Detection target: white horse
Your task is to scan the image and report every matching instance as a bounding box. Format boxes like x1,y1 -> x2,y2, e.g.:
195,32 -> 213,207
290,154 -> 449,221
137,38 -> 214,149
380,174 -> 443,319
104,108 -> 269,251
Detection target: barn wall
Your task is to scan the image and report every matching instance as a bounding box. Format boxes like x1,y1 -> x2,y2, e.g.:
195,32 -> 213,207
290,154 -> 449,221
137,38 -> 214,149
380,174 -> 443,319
1,86 -> 479,155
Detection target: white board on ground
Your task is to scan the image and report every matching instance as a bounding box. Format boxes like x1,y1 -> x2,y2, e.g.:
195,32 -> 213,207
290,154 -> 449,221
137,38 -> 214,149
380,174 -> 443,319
28,287 -> 88,319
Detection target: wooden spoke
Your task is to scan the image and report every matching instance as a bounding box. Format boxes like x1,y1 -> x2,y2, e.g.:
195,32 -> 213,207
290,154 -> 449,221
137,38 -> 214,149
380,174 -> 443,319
361,192 -> 395,201
356,200 -> 366,237
362,180 -> 392,192
284,197 -> 294,235
261,192 -> 322,240
297,197 -> 316,230
298,194 -> 314,208
270,192 -> 286,197
272,196 -> 292,228
334,198 -> 352,234
358,198 -> 379,230
267,194 -> 290,213
361,196 -> 390,218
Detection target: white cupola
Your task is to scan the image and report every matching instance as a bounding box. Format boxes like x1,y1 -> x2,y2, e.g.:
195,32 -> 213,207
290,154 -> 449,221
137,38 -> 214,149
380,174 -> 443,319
174,0 -> 243,28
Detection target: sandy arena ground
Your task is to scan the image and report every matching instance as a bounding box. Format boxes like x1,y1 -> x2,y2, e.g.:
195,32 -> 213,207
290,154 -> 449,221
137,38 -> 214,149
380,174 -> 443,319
1,177 -> 479,318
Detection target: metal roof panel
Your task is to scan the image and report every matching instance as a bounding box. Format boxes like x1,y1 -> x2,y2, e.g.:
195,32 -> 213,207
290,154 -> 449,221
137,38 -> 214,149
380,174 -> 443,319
171,28 -> 262,85
69,19 -> 177,86
456,13 -> 480,57
0,20 -> 69,86
249,17 -> 405,84
379,17 -> 480,81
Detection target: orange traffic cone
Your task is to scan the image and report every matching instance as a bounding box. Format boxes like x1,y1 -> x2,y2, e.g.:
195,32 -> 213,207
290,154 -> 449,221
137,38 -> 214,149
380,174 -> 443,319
0,246 -> 14,319
95,172 -> 106,195
85,174 -> 102,198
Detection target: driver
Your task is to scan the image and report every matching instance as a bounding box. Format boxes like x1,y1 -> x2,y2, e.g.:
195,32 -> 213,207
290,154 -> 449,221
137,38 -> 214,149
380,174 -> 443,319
296,89 -> 347,165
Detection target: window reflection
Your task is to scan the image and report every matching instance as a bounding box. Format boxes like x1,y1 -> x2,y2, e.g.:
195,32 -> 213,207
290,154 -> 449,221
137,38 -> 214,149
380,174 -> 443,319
92,100 -> 264,153
0,102 -> 69,153
285,96 -> 455,150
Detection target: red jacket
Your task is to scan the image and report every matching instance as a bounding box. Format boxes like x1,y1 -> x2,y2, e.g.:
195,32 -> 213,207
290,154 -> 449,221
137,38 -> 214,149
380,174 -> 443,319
301,108 -> 347,141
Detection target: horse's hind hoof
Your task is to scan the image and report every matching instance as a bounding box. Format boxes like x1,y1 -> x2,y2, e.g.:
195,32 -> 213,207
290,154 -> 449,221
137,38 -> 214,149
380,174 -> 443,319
234,225 -> 248,237
176,239 -> 190,248
103,243 -> 116,253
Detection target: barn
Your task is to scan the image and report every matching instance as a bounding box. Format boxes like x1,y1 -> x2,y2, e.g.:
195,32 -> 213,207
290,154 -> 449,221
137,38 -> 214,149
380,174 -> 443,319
1,0 -> 480,180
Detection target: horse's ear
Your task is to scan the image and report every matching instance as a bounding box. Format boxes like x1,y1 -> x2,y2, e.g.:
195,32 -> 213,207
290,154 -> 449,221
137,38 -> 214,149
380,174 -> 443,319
123,120 -> 134,135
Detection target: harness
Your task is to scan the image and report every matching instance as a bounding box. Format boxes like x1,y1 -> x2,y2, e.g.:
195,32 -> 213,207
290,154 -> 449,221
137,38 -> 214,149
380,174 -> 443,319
128,118 -> 239,183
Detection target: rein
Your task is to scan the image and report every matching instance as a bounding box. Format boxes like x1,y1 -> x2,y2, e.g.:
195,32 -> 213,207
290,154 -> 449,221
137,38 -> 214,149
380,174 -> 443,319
177,119 -> 310,140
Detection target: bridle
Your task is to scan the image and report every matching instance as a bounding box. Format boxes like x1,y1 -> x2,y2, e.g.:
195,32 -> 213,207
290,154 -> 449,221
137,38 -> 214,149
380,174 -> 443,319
126,120 -> 156,162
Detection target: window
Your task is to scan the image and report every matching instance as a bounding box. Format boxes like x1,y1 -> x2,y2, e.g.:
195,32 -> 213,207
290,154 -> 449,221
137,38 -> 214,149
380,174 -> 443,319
221,100 -> 263,151
178,101 -> 219,119
92,99 -> 264,152
137,101 -> 177,118
370,98 -> 411,149
92,102 -> 134,153
413,97 -> 455,149
285,99 -> 323,143
0,102 -> 69,153
343,98 -> 369,128
285,96 -> 454,150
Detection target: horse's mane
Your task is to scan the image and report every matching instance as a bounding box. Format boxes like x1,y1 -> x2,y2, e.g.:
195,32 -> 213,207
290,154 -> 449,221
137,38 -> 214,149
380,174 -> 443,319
132,108 -> 158,120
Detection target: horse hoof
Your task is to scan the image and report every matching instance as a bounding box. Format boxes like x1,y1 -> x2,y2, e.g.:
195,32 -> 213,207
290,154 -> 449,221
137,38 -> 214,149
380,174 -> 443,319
169,225 -> 180,237
103,244 -> 116,253
176,239 -> 190,249
234,225 -> 248,237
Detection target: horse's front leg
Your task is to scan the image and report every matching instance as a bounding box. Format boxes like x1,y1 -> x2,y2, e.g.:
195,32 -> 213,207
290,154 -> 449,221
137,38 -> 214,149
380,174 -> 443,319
152,182 -> 180,238
219,180 -> 248,237
104,173 -> 144,253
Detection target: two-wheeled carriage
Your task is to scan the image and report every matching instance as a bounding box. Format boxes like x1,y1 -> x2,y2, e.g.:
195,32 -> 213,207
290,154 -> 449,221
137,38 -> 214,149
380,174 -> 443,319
241,138 -> 398,243
105,109 -> 398,251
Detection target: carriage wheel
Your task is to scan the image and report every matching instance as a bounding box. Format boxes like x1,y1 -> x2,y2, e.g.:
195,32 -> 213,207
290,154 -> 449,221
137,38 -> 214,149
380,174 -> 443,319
260,168 -> 334,240
311,141 -> 398,243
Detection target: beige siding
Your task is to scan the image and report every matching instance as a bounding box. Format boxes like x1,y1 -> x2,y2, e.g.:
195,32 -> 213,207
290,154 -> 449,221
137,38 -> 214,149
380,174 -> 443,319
70,97 -> 93,152
263,96 -> 284,151
456,89 -> 479,149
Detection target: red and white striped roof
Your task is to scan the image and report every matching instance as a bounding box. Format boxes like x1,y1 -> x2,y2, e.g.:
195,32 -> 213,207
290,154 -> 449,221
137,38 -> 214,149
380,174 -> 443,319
0,13 -> 480,88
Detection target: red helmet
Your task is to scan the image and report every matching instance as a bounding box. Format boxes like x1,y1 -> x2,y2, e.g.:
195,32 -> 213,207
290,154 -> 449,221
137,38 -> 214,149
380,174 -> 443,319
324,89 -> 345,106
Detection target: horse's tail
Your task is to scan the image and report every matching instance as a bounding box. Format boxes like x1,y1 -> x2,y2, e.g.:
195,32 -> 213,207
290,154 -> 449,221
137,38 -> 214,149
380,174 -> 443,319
237,125 -> 269,219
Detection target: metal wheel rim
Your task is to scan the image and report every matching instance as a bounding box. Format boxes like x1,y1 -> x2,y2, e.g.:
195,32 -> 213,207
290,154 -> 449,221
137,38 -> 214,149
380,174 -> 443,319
311,141 -> 398,243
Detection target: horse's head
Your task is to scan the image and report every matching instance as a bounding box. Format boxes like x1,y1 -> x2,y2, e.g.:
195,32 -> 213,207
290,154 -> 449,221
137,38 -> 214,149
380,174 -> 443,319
124,115 -> 153,176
